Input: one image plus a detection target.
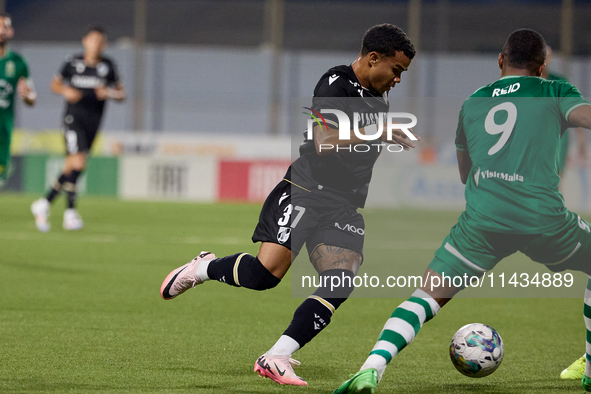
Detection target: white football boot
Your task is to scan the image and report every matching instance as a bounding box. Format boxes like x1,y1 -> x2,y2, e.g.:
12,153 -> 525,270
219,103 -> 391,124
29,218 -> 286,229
31,198 -> 50,232
63,209 -> 84,231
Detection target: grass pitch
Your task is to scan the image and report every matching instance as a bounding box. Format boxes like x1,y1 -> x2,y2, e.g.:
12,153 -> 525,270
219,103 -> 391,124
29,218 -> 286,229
0,194 -> 586,393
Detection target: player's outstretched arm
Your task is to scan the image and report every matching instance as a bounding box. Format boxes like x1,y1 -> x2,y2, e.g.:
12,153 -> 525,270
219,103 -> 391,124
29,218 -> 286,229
568,105 -> 591,131
50,76 -> 82,104
457,150 -> 472,185
95,82 -> 126,102
17,77 -> 36,106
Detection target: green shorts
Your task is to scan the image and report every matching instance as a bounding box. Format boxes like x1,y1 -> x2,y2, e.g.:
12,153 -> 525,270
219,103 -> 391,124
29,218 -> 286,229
429,210 -> 591,279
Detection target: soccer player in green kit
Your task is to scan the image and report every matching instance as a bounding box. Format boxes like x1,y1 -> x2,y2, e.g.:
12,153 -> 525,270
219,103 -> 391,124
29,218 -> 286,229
0,12 -> 36,187
334,29 -> 591,393
543,44 -> 589,381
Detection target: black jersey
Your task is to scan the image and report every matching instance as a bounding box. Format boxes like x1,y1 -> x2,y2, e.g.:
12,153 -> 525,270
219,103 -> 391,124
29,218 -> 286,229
291,65 -> 390,208
59,54 -> 120,117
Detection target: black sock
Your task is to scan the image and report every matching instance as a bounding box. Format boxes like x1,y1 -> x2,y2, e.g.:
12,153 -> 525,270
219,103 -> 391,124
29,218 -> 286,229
46,173 -> 68,203
206,253 -> 281,290
282,269 -> 355,348
64,170 -> 81,209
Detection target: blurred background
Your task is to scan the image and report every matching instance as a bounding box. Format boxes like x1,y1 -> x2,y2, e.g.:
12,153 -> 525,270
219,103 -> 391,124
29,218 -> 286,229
4,0 -> 591,211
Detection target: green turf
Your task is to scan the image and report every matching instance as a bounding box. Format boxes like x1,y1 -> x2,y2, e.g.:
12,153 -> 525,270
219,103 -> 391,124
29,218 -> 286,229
0,193 -> 587,393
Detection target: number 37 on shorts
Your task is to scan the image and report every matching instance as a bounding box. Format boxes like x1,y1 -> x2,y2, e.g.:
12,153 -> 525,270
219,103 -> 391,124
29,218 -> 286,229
276,198 -> 306,245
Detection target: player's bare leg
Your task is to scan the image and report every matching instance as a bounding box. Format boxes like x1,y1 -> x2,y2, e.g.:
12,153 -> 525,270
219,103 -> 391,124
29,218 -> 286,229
255,245 -> 361,386
61,152 -> 86,230
32,152 -> 87,232
335,269 -> 460,394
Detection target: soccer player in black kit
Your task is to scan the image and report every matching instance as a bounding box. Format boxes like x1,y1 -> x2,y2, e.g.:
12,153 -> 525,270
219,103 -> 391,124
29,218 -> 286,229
31,26 -> 125,232
160,24 -> 417,386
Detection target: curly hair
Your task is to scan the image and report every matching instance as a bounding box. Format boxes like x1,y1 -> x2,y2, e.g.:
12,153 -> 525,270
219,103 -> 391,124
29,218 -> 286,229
361,24 -> 416,60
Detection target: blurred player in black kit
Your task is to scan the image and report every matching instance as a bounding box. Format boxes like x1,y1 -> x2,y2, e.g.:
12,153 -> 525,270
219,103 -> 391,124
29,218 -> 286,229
31,26 -> 125,232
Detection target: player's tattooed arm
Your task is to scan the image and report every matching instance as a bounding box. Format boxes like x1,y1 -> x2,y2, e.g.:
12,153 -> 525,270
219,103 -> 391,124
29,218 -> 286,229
310,245 -> 362,274
457,150 -> 472,185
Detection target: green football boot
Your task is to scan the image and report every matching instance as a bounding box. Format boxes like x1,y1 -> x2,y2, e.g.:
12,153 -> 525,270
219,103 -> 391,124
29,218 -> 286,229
334,368 -> 378,394
561,355 -> 586,380
582,374 -> 591,392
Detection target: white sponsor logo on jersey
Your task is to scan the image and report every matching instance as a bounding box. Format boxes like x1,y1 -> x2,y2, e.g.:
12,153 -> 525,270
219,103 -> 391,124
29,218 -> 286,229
478,168 -> 524,183
71,75 -> 102,89
0,79 -> 13,109
334,222 -> 365,235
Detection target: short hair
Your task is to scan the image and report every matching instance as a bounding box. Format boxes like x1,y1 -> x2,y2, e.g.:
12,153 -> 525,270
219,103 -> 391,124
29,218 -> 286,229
502,29 -> 546,72
86,25 -> 107,36
361,24 -> 416,60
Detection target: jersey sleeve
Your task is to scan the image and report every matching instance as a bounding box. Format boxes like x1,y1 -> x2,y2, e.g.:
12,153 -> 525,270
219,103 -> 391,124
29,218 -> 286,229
18,56 -> 30,79
455,103 -> 468,152
106,59 -> 120,86
558,82 -> 591,121
311,74 -> 350,129
59,58 -> 73,81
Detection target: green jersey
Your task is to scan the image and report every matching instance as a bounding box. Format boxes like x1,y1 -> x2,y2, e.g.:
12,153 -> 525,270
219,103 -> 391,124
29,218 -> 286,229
456,75 -> 590,234
0,50 -> 30,118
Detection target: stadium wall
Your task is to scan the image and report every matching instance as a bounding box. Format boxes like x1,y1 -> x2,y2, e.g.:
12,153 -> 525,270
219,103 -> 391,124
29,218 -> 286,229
8,43 -> 591,212
6,131 -> 591,214
12,43 -> 591,140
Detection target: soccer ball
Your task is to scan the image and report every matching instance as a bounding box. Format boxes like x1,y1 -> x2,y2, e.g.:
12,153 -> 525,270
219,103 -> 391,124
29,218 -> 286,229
449,323 -> 504,378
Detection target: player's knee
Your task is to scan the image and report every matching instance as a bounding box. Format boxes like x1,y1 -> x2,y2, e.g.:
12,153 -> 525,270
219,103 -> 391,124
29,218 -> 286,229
313,269 -> 356,305
243,255 -> 282,290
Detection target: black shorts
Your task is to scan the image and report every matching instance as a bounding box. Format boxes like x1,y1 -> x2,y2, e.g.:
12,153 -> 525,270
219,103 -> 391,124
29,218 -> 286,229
252,178 -> 365,259
63,113 -> 101,154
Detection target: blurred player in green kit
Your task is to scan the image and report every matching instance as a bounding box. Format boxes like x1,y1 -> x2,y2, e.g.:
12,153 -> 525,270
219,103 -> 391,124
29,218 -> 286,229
0,12 -> 36,187
547,45 -> 591,382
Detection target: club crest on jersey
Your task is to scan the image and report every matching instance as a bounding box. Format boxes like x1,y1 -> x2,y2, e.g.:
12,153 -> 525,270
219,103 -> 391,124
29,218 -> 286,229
277,226 -> 291,244
75,61 -> 85,74
97,63 -> 108,77
5,61 -> 14,78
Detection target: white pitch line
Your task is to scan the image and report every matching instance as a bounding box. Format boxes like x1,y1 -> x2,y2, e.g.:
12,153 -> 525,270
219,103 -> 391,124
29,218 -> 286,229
0,232 -> 434,249
0,231 -> 250,246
